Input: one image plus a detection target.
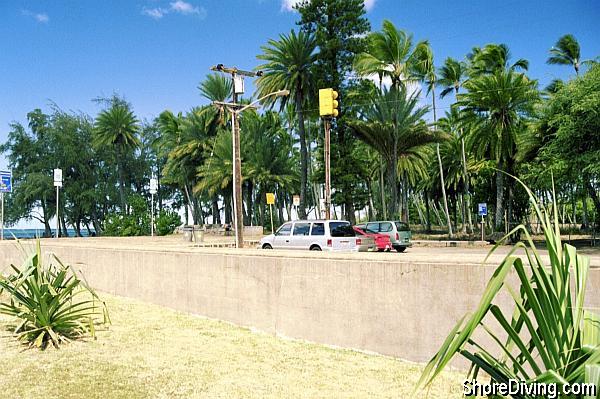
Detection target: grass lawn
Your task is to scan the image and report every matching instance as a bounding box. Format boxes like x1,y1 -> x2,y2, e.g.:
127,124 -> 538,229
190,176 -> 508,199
0,293 -> 464,398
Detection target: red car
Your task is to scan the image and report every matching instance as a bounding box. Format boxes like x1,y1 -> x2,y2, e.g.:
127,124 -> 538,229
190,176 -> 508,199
353,226 -> 392,252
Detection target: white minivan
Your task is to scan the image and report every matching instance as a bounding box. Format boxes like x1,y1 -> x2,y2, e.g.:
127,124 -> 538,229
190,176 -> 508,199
259,220 -> 374,252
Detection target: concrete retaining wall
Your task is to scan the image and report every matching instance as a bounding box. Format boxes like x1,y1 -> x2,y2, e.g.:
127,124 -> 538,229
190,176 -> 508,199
1,242 -> 598,365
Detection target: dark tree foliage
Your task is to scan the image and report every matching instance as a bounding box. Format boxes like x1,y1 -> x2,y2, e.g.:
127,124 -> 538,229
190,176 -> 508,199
296,0 -> 370,223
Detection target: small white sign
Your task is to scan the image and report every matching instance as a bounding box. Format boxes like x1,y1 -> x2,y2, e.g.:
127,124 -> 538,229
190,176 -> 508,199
293,195 -> 300,207
150,178 -> 158,194
234,75 -> 245,94
53,168 -> 63,187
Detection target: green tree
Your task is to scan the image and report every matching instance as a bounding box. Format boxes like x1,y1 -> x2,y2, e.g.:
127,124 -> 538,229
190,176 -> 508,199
438,57 -> 474,233
243,112 -> 299,228
468,43 -> 529,76
458,70 -> 539,229
536,64 -> 600,225
296,0 -> 370,223
412,41 -> 454,236
256,29 -> 317,219
164,106 -> 221,224
547,34 -> 582,75
0,115 -> 54,235
93,98 -> 140,210
354,20 -> 422,90
348,87 -> 440,219
199,73 -> 233,102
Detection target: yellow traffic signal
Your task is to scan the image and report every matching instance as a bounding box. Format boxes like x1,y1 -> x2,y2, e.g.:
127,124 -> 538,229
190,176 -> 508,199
319,88 -> 339,117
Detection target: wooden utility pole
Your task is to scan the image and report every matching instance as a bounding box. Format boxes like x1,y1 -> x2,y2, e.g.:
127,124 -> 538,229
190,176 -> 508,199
210,65 -> 289,248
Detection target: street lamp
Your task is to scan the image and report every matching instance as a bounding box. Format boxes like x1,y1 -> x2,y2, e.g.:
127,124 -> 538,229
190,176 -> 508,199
212,86 -> 289,249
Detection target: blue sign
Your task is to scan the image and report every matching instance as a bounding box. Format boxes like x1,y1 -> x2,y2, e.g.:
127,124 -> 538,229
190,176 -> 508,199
478,203 -> 487,216
0,171 -> 11,193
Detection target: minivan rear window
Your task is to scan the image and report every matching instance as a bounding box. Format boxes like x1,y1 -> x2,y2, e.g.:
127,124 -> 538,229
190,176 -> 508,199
379,222 -> 393,232
329,222 -> 355,237
395,222 -> 410,231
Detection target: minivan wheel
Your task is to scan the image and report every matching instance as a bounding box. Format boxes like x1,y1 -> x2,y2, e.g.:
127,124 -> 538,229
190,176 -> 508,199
310,245 -> 322,251
262,244 -> 273,249
395,247 -> 407,253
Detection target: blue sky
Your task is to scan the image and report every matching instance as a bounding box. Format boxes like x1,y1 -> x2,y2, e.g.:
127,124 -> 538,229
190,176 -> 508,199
1,0 -> 599,173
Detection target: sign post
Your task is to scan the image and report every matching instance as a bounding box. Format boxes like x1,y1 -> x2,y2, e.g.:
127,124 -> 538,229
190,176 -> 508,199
478,203 -> 488,241
266,193 -> 275,233
150,178 -> 158,237
0,170 -> 12,240
54,169 -> 63,239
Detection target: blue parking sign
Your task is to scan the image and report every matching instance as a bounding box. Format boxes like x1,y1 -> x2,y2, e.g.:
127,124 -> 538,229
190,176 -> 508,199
478,203 -> 487,216
0,171 -> 12,193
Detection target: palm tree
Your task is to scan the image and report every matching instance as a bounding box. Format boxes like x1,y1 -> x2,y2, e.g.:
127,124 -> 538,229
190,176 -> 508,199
348,87 -> 440,218
438,57 -> 473,233
243,112 -> 299,227
547,34 -> 581,75
354,20 -> 423,90
195,129 -> 236,224
255,29 -> 317,219
168,106 -> 221,224
458,70 -> 538,230
438,58 -> 466,99
199,73 -> 233,102
94,100 -> 140,210
468,43 -> 529,76
412,42 -> 453,236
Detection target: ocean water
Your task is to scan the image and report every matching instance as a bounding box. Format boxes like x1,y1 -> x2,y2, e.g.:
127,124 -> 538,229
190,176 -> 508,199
0,228 -> 96,240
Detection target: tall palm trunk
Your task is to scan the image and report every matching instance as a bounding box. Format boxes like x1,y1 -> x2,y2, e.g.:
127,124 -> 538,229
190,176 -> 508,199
387,156 -> 398,218
582,187 -> 589,228
432,86 -> 453,237
585,179 -> 600,227
212,197 -> 221,224
495,166 -> 505,230
455,87 -> 473,233
295,89 -> 308,219
424,191 -> 432,232
116,146 -> 126,211
380,158 -> 387,219
391,114 -> 399,218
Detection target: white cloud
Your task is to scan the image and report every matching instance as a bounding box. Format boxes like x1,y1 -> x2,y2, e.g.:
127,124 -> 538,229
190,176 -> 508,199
142,7 -> 167,19
282,0 -> 375,12
170,0 -> 200,14
142,1 -> 206,19
35,13 -> 49,23
22,9 -> 49,23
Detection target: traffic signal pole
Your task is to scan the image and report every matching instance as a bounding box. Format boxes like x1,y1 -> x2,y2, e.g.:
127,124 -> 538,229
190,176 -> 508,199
318,89 -> 338,220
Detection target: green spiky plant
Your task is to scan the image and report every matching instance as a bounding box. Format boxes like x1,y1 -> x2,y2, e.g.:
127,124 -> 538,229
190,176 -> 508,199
0,241 -> 109,349
418,177 -> 600,398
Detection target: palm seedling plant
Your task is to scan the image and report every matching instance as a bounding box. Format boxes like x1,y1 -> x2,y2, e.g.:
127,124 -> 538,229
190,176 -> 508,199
418,177 -> 600,398
0,242 -> 109,349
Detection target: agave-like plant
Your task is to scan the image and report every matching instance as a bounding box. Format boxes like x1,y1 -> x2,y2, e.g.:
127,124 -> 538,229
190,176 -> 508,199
0,242 -> 109,349
418,177 -> 600,397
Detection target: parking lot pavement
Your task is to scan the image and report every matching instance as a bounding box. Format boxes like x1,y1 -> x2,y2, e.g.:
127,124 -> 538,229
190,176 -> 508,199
2,235 -> 598,268
395,245 -> 600,267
